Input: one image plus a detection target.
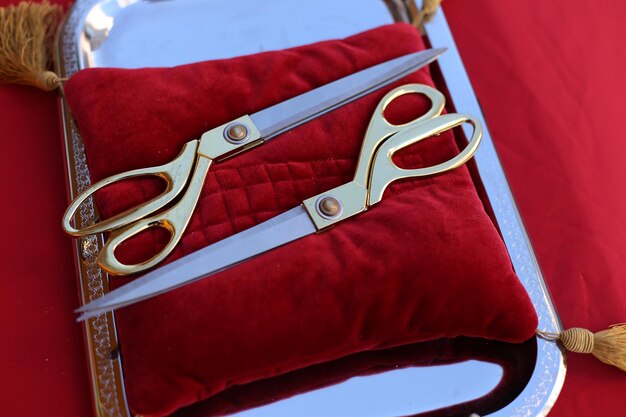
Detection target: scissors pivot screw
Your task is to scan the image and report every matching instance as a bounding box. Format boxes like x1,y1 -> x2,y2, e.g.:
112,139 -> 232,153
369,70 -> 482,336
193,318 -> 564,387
224,123 -> 250,143
317,196 -> 343,219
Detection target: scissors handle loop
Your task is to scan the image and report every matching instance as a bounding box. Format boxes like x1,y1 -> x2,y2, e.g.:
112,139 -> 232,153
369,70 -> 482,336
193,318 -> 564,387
98,155 -> 213,275
62,140 -> 198,237
304,86 -> 482,231
368,113 -> 482,205
353,84 -> 445,187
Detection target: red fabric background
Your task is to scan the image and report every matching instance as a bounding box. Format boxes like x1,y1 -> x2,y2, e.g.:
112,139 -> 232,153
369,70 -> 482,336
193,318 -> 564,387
1,0 -> 625,416
64,23 -> 535,416
443,1 -> 626,415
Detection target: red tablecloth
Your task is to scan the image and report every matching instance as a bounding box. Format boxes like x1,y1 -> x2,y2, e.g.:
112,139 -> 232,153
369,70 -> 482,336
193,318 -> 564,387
1,0 -> 625,416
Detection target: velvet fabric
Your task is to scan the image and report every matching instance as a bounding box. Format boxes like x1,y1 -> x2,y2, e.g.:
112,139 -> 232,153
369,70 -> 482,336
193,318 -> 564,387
64,23 -> 537,416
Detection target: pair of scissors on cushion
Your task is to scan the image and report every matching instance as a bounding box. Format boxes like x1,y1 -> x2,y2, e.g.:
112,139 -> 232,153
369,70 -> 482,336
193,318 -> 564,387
62,48 -> 445,276
76,83 -> 482,320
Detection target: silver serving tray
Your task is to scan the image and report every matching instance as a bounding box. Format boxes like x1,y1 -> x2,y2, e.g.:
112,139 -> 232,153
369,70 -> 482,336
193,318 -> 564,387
55,1 -> 565,416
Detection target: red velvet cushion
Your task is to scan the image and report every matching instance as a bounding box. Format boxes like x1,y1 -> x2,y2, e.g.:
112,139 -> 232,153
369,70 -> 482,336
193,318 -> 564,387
64,23 -> 537,417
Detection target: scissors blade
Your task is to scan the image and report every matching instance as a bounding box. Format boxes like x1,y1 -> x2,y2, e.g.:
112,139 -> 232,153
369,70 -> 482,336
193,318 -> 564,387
77,49 -> 446,318
251,48 -> 446,140
76,206 -> 316,320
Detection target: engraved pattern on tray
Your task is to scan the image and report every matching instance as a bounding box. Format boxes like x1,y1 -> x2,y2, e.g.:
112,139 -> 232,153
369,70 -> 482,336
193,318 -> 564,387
60,0 -> 129,414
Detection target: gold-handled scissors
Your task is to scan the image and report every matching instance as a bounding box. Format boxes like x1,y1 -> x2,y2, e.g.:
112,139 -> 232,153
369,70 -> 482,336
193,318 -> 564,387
76,83 -> 482,320
62,49 -> 445,276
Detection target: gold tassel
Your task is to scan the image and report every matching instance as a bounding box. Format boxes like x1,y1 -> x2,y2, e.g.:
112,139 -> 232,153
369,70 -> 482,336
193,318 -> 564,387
538,325 -> 626,372
0,1 -> 64,91
412,0 -> 443,28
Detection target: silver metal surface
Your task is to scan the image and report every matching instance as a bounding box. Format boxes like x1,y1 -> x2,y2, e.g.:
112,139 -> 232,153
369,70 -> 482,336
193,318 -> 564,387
229,360 -> 503,417
252,49 -> 445,140
76,206 -> 316,320
78,0 -> 401,68
56,0 -> 563,416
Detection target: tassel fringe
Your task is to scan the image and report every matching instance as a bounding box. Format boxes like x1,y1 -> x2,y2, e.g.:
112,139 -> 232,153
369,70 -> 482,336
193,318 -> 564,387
412,0 -> 443,28
538,324 -> 626,372
0,1 -> 63,91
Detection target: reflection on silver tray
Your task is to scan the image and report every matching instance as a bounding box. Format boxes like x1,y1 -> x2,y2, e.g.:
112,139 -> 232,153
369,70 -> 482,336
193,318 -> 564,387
56,0 -> 565,416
